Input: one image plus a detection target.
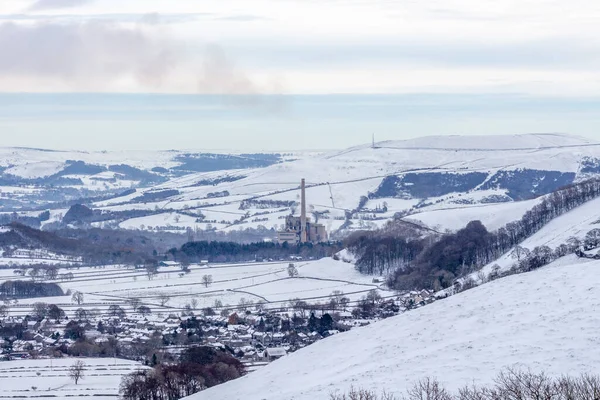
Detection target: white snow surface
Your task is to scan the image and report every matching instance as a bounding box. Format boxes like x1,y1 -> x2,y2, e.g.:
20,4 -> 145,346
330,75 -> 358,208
477,195 -> 600,276
189,257 -> 600,400
0,358 -> 146,399
374,133 -> 597,150
99,133 -> 600,235
405,198 -> 540,232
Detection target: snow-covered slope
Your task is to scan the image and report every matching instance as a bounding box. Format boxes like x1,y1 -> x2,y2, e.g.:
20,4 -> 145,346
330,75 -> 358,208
94,133 -> 600,236
189,257 -> 600,400
478,195 -> 600,275
404,198 -> 541,232
4,134 -> 600,237
375,133 -> 596,150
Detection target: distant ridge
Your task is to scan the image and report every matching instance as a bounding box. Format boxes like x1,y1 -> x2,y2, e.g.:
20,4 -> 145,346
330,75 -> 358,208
372,133 -> 598,151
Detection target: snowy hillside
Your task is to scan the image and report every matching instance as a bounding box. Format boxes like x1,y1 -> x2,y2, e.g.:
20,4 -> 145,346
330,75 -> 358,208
4,133 -> 600,237
0,148 -> 307,212
189,256 -> 600,400
477,195 -> 600,276
86,133 -> 600,236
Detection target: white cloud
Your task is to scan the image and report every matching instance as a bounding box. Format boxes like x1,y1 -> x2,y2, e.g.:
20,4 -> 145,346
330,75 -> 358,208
28,0 -> 93,11
0,0 -> 598,95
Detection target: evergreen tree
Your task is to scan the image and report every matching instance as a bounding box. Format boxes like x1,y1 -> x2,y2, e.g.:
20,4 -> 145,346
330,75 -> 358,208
308,313 -> 319,332
319,313 -> 334,334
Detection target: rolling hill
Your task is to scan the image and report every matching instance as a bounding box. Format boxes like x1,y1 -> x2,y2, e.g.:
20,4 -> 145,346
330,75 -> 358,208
91,133 -> 600,236
3,133 -> 600,238
188,255 -> 600,400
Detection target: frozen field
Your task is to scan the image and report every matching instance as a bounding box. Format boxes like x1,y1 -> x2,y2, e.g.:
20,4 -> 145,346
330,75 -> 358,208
0,358 -> 147,399
1,258 -> 387,317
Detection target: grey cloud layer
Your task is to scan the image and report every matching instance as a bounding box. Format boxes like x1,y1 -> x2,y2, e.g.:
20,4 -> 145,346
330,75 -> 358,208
0,20 -> 281,97
0,21 -> 175,85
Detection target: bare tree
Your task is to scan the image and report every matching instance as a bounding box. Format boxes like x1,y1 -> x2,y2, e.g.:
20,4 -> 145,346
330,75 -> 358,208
287,263 -> 299,277
511,246 -> 531,262
128,297 -> 141,312
406,377 -> 452,400
202,275 -> 213,288
108,305 -> 126,319
0,304 -> 8,318
28,268 -> 40,281
68,360 -> 86,385
238,297 -> 253,312
146,265 -> 158,280
190,298 -> 199,310
138,305 -> 152,316
45,267 -> 58,281
71,291 -> 84,305
32,302 -> 49,320
75,308 -> 90,322
339,297 -> 350,312
158,293 -> 171,307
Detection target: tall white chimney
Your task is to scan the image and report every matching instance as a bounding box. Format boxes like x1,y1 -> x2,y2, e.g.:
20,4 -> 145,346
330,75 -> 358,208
300,178 -> 307,243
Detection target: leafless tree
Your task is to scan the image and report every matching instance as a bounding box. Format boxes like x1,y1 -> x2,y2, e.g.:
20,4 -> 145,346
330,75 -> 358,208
128,297 -> 141,312
138,305 -> 152,316
74,308 -> 90,322
71,291 -> 84,305
287,263 -> 299,277
511,246 -> 531,262
45,267 -> 58,281
68,360 -> 86,385
158,293 -> 171,307
202,275 -> 213,288
190,298 -> 199,310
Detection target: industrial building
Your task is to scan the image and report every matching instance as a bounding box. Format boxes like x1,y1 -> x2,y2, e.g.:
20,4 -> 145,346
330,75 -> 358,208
277,179 -> 328,244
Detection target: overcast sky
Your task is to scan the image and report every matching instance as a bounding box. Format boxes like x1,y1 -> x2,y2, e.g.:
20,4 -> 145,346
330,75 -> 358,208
1,0 -> 599,149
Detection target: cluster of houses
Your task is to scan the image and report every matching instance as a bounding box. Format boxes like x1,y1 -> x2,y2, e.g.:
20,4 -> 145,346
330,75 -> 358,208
0,289 -> 437,370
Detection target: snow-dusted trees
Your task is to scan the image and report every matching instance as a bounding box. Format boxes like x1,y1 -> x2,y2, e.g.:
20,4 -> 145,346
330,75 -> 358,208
359,177 -> 600,291
511,246 -> 531,261
584,229 -> 600,249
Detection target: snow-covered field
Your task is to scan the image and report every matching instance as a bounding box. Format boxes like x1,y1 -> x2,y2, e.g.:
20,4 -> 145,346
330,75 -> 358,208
189,256 -> 600,400
1,258 -> 387,317
0,358 -> 147,399
405,198 -> 541,232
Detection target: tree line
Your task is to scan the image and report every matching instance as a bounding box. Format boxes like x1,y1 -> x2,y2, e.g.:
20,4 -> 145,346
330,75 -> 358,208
347,177 -> 600,291
0,280 -> 64,299
119,346 -> 244,400
171,240 -> 341,263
